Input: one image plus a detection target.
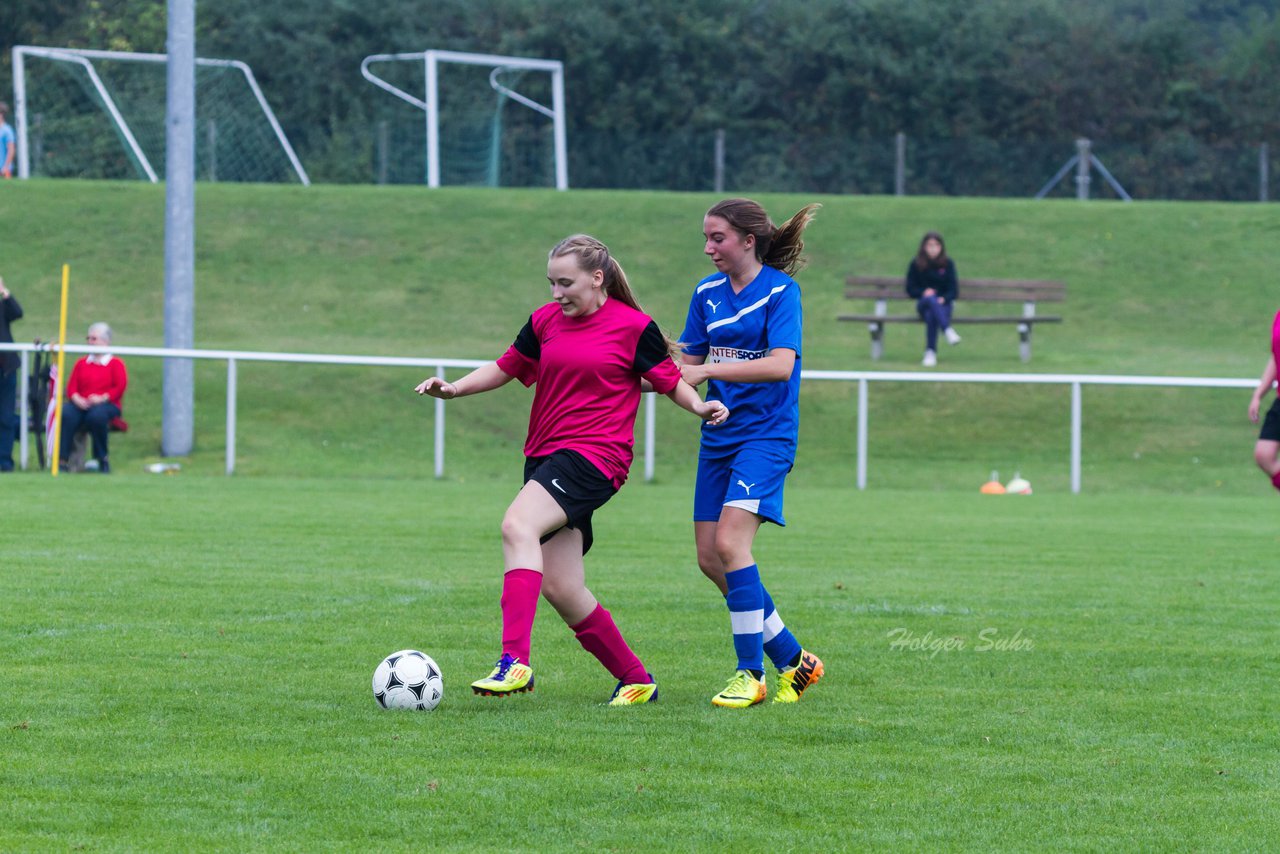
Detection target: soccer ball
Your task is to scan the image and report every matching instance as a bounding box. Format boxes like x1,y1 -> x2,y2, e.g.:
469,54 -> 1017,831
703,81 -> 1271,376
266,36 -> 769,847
372,649 -> 443,710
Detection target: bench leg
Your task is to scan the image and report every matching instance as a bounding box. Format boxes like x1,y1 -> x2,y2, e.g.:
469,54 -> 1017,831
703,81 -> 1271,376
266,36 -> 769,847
869,323 -> 884,361
1018,323 -> 1031,363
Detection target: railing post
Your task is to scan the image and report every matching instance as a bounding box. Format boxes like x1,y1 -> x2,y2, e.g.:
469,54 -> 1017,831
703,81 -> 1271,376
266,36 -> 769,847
643,392 -> 656,482
856,378 -> 868,490
713,129 -> 725,194
207,118 -> 217,181
226,358 -> 237,475
434,364 -> 445,478
1070,381 -> 1082,493
18,350 -> 30,470
1075,138 -> 1092,200
894,132 -> 906,196
377,120 -> 389,185
1260,142 -> 1269,203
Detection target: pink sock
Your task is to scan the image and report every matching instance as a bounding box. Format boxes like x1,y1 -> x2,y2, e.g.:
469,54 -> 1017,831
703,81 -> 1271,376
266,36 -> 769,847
1270,471 -> 1280,492
501,568 -> 543,664
570,604 -> 650,684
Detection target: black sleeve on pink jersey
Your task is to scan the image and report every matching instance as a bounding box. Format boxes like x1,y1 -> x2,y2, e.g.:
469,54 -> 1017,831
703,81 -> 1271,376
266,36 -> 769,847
512,316 -> 539,359
632,321 -> 670,373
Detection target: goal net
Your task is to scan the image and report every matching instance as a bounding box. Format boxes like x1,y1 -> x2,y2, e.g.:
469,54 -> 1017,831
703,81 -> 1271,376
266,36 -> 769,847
361,50 -> 566,189
11,46 -> 309,184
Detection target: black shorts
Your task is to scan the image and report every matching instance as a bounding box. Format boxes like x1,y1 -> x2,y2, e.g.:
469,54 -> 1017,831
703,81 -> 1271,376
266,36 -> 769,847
1261,398 -> 1280,441
523,449 -> 617,555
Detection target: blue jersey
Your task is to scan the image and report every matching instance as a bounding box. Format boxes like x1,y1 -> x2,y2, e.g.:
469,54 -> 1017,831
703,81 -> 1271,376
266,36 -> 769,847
0,122 -> 14,171
680,265 -> 802,457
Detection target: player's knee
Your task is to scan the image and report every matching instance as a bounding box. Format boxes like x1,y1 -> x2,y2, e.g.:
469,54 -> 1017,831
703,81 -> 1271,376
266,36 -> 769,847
500,513 -> 537,548
713,533 -> 750,569
1254,444 -> 1275,471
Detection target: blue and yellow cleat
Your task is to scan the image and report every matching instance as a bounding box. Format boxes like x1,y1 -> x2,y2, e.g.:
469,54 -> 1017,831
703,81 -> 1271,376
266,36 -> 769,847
607,674 -> 658,706
471,653 -> 534,696
711,669 -> 767,709
774,650 -> 824,704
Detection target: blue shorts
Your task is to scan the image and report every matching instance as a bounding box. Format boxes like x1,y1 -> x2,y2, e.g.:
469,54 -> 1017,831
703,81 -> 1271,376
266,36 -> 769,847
693,449 -> 793,527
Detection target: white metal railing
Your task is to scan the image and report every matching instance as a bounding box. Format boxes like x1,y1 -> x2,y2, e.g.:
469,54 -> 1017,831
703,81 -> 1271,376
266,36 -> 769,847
0,343 -> 1257,489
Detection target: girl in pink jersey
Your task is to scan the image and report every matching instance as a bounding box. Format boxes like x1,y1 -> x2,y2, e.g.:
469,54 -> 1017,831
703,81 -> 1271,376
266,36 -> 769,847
1247,309 -> 1280,491
415,234 -> 727,705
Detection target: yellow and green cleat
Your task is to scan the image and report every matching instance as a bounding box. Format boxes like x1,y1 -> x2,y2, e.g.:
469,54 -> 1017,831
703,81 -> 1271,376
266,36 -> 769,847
607,675 -> 658,706
471,653 -> 534,696
774,650 -> 824,704
711,669 -> 767,709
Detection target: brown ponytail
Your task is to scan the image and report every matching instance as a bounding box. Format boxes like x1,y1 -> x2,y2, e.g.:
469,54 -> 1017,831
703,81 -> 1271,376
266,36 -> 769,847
705,198 -> 821,277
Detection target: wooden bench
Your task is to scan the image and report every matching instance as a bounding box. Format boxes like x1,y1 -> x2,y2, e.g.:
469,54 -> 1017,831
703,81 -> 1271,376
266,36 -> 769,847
839,275 -> 1065,362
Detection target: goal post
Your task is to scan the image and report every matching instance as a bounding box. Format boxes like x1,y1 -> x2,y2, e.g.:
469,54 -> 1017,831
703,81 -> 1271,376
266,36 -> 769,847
361,49 -> 567,190
11,45 -> 309,184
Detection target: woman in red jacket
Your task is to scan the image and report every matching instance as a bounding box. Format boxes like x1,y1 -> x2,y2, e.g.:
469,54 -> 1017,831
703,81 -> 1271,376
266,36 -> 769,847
60,322 -> 127,474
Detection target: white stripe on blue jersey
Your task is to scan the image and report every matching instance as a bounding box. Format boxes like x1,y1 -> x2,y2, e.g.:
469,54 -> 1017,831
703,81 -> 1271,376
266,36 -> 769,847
706,284 -> 790,333
680,265 -> 803,455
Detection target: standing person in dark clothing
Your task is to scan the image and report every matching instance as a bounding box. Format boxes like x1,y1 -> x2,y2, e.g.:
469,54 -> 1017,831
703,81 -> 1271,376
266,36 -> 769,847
0,275 -> 23,472
905,231 -> 961,367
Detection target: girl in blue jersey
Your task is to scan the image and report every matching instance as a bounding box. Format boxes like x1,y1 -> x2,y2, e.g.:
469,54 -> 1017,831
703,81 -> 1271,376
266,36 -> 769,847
679,198 -> 824,708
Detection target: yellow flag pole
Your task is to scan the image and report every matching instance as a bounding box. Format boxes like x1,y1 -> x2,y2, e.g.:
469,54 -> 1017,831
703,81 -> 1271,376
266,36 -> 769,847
51,264 -> 70,477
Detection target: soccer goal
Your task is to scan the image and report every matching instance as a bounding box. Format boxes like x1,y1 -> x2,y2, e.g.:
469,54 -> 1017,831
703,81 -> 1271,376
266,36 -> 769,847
11,45 -> 309,184
360,49 -> 567,189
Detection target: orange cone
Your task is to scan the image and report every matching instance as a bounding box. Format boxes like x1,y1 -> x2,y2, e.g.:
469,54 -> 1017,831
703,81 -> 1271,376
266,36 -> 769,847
980,471 -> 1006,494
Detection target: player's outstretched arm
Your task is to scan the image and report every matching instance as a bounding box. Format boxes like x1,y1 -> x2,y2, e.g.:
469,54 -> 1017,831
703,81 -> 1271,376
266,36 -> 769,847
665,379 -> 728,425
679,348 -> 795,387
1249,355 -> 1276,423
415,362 -> 513,400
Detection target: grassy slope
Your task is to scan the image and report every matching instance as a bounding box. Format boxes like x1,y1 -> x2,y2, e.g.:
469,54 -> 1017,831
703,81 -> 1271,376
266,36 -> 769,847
0,181 -> 1276,492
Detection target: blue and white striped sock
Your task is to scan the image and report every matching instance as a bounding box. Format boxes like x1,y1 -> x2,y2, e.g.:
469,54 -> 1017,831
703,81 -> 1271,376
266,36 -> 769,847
725,564 -> 764,673
761,585 -> 803,671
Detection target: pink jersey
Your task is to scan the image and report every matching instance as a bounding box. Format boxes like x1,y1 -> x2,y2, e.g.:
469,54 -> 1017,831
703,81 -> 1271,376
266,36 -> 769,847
496,298 -> 682,489
1272,310 -> 1280,386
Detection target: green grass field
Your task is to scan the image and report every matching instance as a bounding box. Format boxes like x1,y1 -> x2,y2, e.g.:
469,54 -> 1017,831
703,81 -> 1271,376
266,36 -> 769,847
2,478 -> 1277,850
2,183 -> 1279,849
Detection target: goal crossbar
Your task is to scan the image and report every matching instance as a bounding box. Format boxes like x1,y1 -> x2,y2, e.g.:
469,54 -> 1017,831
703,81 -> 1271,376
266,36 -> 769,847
11,45 -> 310,185
360,49 -> 567,189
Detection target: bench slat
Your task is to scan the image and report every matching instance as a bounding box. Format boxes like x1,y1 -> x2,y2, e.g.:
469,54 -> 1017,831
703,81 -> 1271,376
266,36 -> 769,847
846,275 -> 1063,288
839,315 -> 1063,324
846,290 -> 1064,302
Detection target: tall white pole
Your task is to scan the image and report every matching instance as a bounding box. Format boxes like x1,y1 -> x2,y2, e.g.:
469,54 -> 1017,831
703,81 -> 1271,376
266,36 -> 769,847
434,364 -> 445,478
1070,381 -> 1082,494
426,52 -> 440,188
856,378 -> 868,490
12,48 -> 29,179
551,65 -> 568,190
163,0 -> 196,456
643,392 -> 656,482
225,358 -> 237,475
